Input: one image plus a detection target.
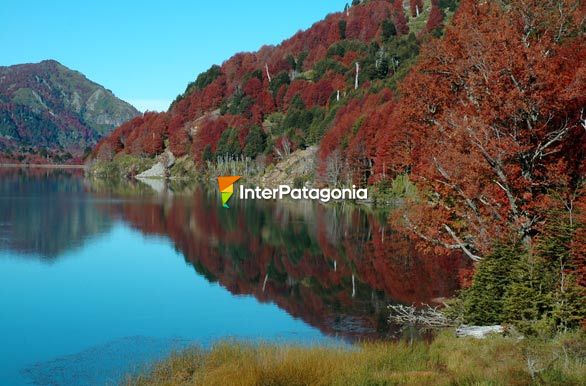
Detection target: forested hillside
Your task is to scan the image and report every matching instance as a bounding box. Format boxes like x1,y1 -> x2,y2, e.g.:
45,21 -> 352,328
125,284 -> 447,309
92,0 -> 454,167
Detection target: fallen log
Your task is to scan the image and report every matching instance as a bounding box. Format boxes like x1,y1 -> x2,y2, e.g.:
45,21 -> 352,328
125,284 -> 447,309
456,325 -> 504,339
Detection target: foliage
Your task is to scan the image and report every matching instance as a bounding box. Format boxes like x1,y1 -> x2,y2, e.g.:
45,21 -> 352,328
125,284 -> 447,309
268,71 -> 290,96
426,1 -> 445,34
338,19 -> 347,40
201,144 -> 213,163
371,174 -> 419,204
460,210 -> 586,334
90,154 -> 155,179
376,0 -> 585,257
439,0 -> 459,12
461,243 -> 525,325
215,127 -> 241,158
172,64 -> 222,107
221,89 -> 254,116
312,58 -> 346,80
306,106 -> 333,144
381,18 -> 397,41
391,0 -> 409,35
243,126 -> 267,158
326,39 -> 367,58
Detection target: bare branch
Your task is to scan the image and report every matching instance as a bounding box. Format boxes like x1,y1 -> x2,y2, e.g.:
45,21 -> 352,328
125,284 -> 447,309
402,214 -> 482,261
444,224 -> 482,261
388,304 -> 455,329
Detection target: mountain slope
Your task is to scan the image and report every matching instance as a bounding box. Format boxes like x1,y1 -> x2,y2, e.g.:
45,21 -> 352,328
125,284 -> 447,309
92,0 -> 439,168
0,59 -> 140,163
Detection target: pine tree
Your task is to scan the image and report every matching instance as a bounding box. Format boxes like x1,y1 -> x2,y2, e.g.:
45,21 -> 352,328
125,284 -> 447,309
462,243 -> 525,325
216,128 -> 241,158
531,214 -> 586,332
244,126 -> 267,158
202,144 -> 213,162
462,212 -> 586,333
381,19 -> 397,42
502,253 -> 556,334
338,19 -> 347,40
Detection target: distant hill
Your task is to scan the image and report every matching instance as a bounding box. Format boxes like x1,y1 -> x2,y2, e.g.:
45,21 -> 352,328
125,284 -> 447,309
0,59 -> 140,163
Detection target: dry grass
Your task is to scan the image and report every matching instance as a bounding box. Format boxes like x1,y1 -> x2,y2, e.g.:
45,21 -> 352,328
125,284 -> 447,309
124,331 -> 586,386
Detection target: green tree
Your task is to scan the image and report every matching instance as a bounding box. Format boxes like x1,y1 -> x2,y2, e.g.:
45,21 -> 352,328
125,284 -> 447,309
269,71 -> 290,96
172,64 -> 222,107
338,20 -> 347,40
518,214 -> 586,332
202,144 -> 213,162
216,128 -> 241,158
460,212 -> 586,334
462,243 -> 523,325
439,0 -> 459,12
382,19 -> 397,41
313,59 -> 346,80
244,126 -> 267,158
226,89 -> 254,115
290,94 -> 305,111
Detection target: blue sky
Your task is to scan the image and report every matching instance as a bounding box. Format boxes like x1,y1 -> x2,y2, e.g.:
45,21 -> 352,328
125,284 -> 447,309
1,0 -> 349,112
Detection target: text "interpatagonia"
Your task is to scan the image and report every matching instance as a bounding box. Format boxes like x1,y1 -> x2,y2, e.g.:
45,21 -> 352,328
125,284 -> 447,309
239,185 -> 368,203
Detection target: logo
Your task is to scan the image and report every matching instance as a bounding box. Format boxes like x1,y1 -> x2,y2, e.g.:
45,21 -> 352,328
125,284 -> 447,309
217,176 -> 241,208
218,176 -> 368,207
240,185 -> 367,202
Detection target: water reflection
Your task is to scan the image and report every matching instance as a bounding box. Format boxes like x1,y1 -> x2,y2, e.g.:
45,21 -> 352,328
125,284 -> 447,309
0,168 -> 467,341
88,176 -> 468,340
0,168 -> 112,260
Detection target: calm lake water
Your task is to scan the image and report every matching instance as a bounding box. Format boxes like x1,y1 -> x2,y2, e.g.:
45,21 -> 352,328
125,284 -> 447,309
0,168 -> 466,385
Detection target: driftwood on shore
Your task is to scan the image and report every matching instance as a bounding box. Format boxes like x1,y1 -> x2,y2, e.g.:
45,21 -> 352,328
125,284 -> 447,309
387,304 -> 455,328
388,304 -> 505,339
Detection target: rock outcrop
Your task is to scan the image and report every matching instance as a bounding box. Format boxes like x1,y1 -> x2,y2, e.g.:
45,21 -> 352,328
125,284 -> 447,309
259,146 -> 317,188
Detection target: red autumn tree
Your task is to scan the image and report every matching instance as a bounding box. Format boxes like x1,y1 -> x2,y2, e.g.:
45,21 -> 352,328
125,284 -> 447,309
318,89 -> 395,186
392,1 -> 410,35
376,0 -> 586,259
425,2 -> 444,33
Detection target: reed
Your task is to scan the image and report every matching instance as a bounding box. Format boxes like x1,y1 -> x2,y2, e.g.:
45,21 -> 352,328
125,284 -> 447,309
124,331 -> 586,386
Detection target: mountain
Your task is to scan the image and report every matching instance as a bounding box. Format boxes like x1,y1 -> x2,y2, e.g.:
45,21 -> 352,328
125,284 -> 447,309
92,0 -> 436,166
0,59 -> 140,163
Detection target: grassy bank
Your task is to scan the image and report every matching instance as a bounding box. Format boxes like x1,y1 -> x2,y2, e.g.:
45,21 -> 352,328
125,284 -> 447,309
88,155 -> 156,179
125,331 -> 585,386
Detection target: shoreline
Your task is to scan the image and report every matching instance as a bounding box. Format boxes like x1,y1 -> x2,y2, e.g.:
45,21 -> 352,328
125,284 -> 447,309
0,163 -> 85,169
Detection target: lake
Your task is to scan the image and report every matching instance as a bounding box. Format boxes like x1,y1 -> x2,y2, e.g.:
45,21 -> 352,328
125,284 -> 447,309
0,168 -> 466,385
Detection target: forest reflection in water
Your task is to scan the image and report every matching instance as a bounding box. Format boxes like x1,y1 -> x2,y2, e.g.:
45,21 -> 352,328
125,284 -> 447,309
0,168 -> 468,340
